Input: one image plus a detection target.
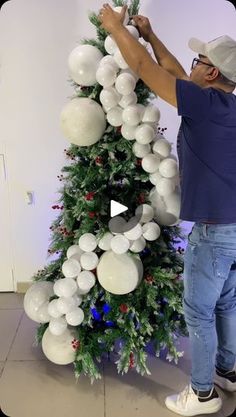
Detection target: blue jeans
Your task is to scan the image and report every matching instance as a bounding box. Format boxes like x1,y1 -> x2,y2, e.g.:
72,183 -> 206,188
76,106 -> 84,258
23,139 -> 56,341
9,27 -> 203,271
183,222 -> 236,391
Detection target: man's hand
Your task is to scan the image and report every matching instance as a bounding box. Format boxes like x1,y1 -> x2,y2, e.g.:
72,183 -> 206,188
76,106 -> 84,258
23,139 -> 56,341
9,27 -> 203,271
132,15 -> 154,42
99,3 -> 127,33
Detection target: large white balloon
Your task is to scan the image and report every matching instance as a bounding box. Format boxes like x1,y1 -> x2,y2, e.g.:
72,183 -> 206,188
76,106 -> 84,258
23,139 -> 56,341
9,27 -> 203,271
97,251 -> 143,295
24,281 -> 54,323
115,73 -> 136,95
135,124 -> 155,145
79,233 -> 97,252
42,327 -> 75,365
68,44 -> 103,86
107,106 -> 123,127
62,258 -> 81,278
60,98 -> 106,147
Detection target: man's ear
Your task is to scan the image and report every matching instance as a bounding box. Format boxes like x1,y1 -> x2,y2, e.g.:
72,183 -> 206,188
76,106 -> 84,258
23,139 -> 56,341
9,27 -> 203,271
206,67 -> 220,81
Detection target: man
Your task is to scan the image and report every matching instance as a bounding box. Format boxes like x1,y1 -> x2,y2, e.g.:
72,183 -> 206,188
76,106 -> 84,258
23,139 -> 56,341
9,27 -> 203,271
99,4 -> 236,416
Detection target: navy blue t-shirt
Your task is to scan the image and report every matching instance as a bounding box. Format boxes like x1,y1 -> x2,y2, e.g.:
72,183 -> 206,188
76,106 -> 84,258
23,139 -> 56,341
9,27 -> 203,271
176,79 -> 236,223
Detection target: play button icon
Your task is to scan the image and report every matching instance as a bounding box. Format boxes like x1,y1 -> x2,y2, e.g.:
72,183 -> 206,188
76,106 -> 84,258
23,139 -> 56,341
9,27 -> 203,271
110,200 -> 128,218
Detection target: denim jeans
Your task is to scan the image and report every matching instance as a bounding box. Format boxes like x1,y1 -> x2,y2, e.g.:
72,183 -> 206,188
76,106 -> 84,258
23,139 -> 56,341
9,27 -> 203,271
183,222 -> 236,391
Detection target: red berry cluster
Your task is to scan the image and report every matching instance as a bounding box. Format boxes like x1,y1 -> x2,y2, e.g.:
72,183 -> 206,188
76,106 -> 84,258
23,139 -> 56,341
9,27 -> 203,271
71,339 -> 80,350
95,156 -> 103,166
129,353 -> 135,368
64,149 -> 76,160
89,212 -> 97,219
85,192 -> 95,201
158,127 -> 168,135
51,205 -> 64,210
119,304 -> 129,313
137,193 -> 146,204
145,274 -> 154,284
136,159 -> 142,167
57,175 -> 64,182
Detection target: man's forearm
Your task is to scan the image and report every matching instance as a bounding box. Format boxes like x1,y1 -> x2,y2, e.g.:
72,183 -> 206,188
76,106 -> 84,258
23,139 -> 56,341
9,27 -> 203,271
148,32 -> 187,79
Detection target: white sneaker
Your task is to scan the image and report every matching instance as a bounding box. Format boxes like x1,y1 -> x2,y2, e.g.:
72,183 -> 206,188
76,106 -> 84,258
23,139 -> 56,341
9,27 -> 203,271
165,384 -> 222,416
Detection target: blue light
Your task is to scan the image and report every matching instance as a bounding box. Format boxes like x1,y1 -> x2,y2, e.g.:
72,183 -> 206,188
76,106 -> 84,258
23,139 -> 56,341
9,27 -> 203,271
103,303 -> 111,314
91,308 -> 101,321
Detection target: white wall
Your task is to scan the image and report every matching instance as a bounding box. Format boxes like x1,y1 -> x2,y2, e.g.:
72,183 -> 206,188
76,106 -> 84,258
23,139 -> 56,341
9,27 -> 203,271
0,0 -> 235,286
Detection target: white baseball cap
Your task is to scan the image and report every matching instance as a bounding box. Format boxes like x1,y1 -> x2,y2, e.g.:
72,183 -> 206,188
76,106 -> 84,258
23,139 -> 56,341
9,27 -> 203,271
188,35 -> 236,83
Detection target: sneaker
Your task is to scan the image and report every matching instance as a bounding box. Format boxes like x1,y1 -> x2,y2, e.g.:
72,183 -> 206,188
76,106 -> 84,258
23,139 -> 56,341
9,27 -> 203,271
214,366 -> 236,392
165,384 -> 222,416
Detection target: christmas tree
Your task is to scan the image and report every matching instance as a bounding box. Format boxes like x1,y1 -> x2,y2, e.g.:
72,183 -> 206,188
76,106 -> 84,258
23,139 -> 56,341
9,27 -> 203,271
24,0 -> 187,382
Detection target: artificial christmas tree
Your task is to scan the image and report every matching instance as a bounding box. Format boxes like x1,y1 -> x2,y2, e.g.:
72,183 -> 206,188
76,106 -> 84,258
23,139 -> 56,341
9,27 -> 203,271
24,0 -> 187,382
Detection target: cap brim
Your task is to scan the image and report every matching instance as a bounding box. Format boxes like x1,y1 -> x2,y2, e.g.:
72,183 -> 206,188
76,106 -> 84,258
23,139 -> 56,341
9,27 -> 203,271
188,38 -> 207,56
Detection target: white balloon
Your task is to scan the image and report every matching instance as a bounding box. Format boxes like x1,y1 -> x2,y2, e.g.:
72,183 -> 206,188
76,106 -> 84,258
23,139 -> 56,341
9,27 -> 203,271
135,124 -> 155,145
66,308 -> 84,326
104,35 -> 118,54
115,73 -> 136,95
79,233 -> 97,252
99,55 -> 119,72
164,191 -> 181,218
122,105 -> 142,126
121,123 -> 136,140
132,142 -> 151,158
80,252 -> 99,271
108,216 -> 127,234
123,220 -> 143,241
159,158 -> 178,178
67,245 -> 84,260
37,302 -> 51,323
42,327 -> 75,365
114,49 -> 129,69
48,299 -> 63,319
135,204 -> 154,223
113,6 -> 130,25
119,91 -> 137,108
68,44 -> 103,86
24,282 -> 54,323
96,64 -> 117,88
149,187 -> 178,226
57,296 -> 77,314
142,222 -> 161,241
142,154 -> 161,173
129,237 -> 146,253
53,278 -> 77,298
107,106 -> 123,127
126,25 -> 139,39
62,258 -> 81,278
156,177 -> 176,196
97,250 -> 143,295
149,170 -> 163,185
142,105 -> 161,123
98,232 -> 113,251
110,234 -> 130,254
77,271 -> 96,291
49,317 -> 67,336
60,98 -> 106,147
100,87 -> 121,111
153,139 -> 171,158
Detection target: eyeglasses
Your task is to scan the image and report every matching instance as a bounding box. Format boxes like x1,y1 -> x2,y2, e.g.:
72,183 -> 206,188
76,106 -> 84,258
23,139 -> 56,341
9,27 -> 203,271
191,58 -> 215,70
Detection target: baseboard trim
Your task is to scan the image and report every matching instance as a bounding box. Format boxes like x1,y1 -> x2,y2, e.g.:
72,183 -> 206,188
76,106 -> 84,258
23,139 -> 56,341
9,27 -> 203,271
16,282 -> 32,293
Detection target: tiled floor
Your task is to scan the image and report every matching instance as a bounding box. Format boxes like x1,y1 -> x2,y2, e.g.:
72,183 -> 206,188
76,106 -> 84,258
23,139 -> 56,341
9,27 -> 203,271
0,293 -> 235,417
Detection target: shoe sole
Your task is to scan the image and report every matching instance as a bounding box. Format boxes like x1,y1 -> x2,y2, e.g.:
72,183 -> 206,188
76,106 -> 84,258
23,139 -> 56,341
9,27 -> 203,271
214,375 -> 236,392
165,399 -> 222,416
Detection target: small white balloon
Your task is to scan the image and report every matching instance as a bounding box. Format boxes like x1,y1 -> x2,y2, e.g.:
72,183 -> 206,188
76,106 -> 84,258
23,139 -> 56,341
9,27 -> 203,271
115,73 -> 136,95
121,68 -> 139,82
121,123 -> 137,140
100,87 -> 121,111
129,237 -> 146,253
113,6 -> 130,25
142,105 -> 161,123
77,271 -> 96,291
159,158 -> 178,178
114,49 -> 129,69
62,258 -> 81,278
96,64 -> 117,87
132,142 -> 151,158
99,55 -> 119,71
98,232 -> 113,251
48,299 -> 63,319
79,233 -> 97,252
126,25 -> 139,39
124,221 -> 143,241
53,278 -> 77,298
108,216 -> 127,234
137,104 -> 146,119
49,317 -> 67,336
119,91 -> 137,108
149,187 -> 177,226
142,222 -> 161,241
80,252 -> 99,271
164,191 -> 181,218
73,293 -> 83,307
42,328 -> 75,365
66,308 -> 84,326
122,105 -> 142,126
135,124 -> 155,145
110,234 -> 130,254
107,106 -> 123,127
135,204 -> 154,223
156,177 -> 176,196
104,35 -> 118,55
57,296 -> 77,315
149,170 -> 163,185
142,154 -> 161,173
153,139 -> 171,158
68,44 -> 103,86
67,245 -> 84,260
